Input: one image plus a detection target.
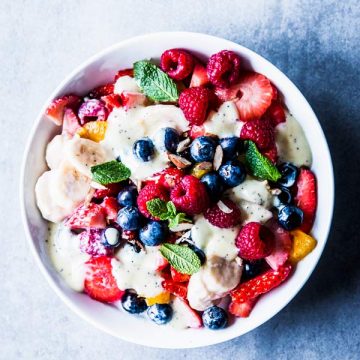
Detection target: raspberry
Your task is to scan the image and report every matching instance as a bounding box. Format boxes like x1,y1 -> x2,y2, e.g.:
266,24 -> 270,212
206,50 -> 241,88
240,118 -> 275,151
160,49 -> 195,80
236,222 -> 274,260
204,199 -> 242,228
179,87 -> 211,126
262,144 -> 278,163
170,175 -> 209,215
137,183 -> 170,220
263,101 -> 286,127
230,264 -> 292,303
79,229 -> 113,257
158,167 -> 184,189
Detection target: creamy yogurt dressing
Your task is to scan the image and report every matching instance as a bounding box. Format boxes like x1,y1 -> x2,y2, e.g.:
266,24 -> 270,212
111,244 -> 164,298
101,105 -> 189,181
276,112 -> 312,167
47,223 -> 90,291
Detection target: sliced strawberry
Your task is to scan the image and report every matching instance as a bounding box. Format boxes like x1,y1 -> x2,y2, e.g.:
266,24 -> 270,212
170,266 -> 191,283
188,125 -> 205,139
271,83 -> 278,100
229,298 -> 258,317
101,196 -> 120,221
88,83 -> 114,98
162,279 -> 188,298
295,168 -> 317,233
155,254 -> 169,271
45,94 -> 81,125
265,222 -> 292,270
173,297 -> 202,328
65,203 -> 107,230
121,91 -> 147,110
92,183 -> 123,200
84,256 -> 124,303
101,93 -> 122,112
190,63 -> 209,87
62,108 -> 81,136
231,264 -> 292,303
114,68 -> 134,80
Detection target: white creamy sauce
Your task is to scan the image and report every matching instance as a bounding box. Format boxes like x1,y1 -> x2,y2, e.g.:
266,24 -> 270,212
237,200 -> 273,224
204,101 -> 243,137
47,223 -> 90,291
114,75 -> 140,94
101,105 -> 189,181
112,244 -> 164,297
276,112 -> 312,167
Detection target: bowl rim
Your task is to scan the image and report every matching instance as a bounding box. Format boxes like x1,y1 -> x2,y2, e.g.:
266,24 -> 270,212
20,31 -> 334,348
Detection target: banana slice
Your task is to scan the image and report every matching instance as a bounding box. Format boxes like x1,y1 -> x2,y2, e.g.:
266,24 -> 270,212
46,135 -> 66,169
52,162 -> 91,211
202,256 -> 243,294
65,137 -> 111,177
35,171 -> 70,222
187,271 -> 216,311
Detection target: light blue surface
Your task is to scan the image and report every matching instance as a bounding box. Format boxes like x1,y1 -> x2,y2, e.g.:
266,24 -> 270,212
1,0 -> 359,359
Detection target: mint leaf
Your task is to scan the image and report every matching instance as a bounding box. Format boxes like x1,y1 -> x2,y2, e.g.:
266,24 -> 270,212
168,213 -> 192,229
146,199 -> 168,218
134,60 -> 179,102
91,160 -> 131,185
160,243 -> 201,275
245,141 -> 281,182
166,201 -> 177,217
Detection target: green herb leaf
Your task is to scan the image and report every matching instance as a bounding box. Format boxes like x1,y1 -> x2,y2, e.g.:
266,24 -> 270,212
168,213 -> 192,229
245,141 -> 281,182
166,201 -> 177,217
134,60 -> 179,102
160,243 -> 201,275
90,160 -> 131,185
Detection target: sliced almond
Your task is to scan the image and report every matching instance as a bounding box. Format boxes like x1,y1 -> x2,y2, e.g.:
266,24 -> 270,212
170,223 -> 194,232
168,154 -> 192,169
213,145 -> 223,171
176,138 -> 191,153
271,188 -> 282,195
217,200 -> 233,214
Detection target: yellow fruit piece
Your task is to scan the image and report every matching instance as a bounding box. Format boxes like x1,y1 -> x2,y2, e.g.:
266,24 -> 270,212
145,292 -> 171,306
289,230 -> 317,263
77,121 -> 107,142
191,162 -> 213,179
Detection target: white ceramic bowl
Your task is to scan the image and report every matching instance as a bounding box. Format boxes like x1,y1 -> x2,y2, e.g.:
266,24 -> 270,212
20,32 -> 334,348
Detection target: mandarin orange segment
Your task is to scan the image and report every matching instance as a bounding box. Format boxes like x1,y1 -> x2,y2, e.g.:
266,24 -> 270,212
289,229 -> 317,263
145,292 -> 171,306
77,121 -> 107,142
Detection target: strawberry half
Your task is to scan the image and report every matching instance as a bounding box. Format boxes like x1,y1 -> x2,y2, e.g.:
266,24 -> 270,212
45,94 -> 81,125
230,264 -> 292,303
170,266 -> 191,283
162,279 -> 188,298
92,182 -> 123,200
190,63 -> 209,87
100,196 -> 120,221
65,203 -> 107,230
229,298 -> 258,317
172,297 -> 202,328
62,108 -> 81,136
84,256 -> 124,303
295,168 -> 317,233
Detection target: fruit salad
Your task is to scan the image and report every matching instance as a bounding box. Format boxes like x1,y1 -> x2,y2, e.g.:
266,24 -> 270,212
36,48 -> 318,330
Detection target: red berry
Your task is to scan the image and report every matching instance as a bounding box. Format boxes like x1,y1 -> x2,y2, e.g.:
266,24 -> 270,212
100,196 -> 120,221
206,50 -> 241,88
179,87 -> 211,126
230,264 -> 292,303
137,183 -> 170,220
45,94 -> 81,126
188,124 -> 205,139
271,83 -> 278,100
92,183 -> 123,200
170,266 -> 191,283
101,93 -> 122,112
294,169 -> 317,233
62,108 -> 81,137
264,101 -> 286,127
158,167 -> 184,190
79,229 -> 113,257
120,91 -> 147,110
240,118 -> 275,151
114,68 -> 133,81
228,298 -> 258,317
122,230 -> 137,240
190,63 -> 209,87
236,222 -> 274,260
262,144 -> 278,164
84,256 -> 124,303
160,49 -> 195,80
170,175 -> 209,215
88,83 -> 114,98
78,99 -> 108,125
65,203 -> 107,230
204,199 -> 242,228
162,279 -> 188,299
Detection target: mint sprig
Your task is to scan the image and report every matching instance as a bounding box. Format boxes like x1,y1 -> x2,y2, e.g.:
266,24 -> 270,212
245,141 -> 281,182
90,160 -> 131,185
134,60 -> 179,102
146,199 -> 191,229
160,243 -> 201,275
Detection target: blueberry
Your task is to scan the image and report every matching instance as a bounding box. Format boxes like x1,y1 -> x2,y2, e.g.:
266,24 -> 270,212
101,227 -> 120,248
242,260 -> 265,281
190,136 -> 217,162
277,162 -> 299,188
278,205 -> 304,230
147,304 -> 173,325
273,186 -> 292,208
188,244 -> 206,265
117,185 -> 138,207
218,160 -> 246,188
139,221 -> 167,246
177,147 -> 194,164
133,137 -> 155,162
200,172 -> 224,200
202,306 -> 228,330
121,291 -> 147,314
219,137 -> 243,160
154,127 -> 180,153
117,206 -> 141,230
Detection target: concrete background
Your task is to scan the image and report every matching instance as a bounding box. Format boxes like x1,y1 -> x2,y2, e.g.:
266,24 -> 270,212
1,0 -> 359,359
